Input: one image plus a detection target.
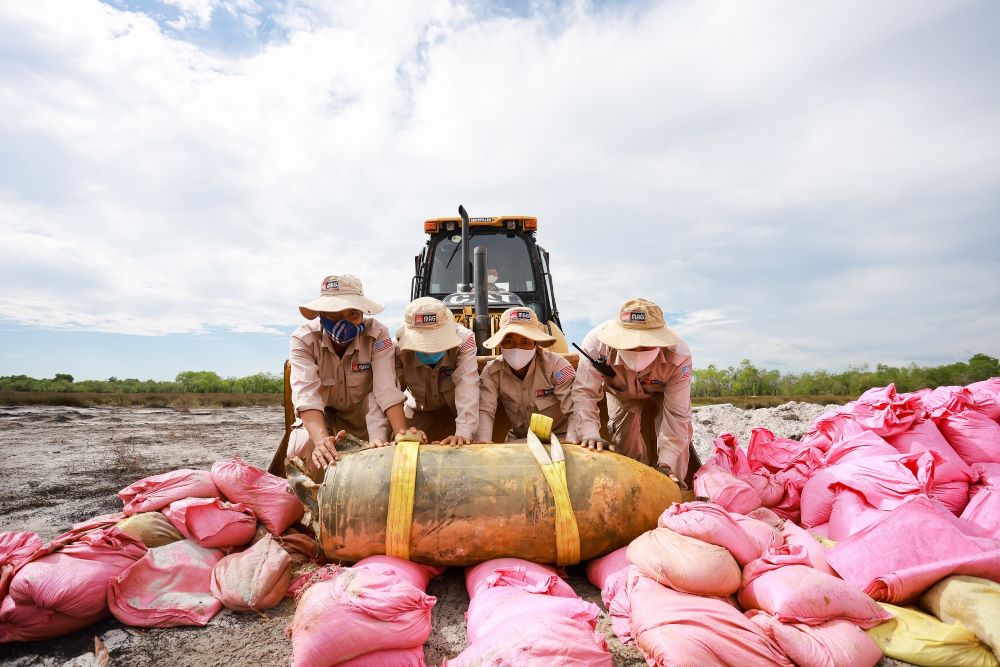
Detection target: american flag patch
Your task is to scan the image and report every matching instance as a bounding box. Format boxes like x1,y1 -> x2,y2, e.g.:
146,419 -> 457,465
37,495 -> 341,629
460,335 -> 476,353
374,338 -> 393,353
680,364 -> 692,380
553,365 -> 575,385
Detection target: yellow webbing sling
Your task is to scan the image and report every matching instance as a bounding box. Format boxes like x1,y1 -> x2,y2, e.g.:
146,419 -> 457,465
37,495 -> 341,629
386,437 -> 420,560
526,421 -> 581,566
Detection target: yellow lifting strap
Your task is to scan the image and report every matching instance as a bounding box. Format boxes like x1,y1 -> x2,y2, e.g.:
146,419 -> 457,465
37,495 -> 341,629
526,426 -> 581,566
386,437 -> 421,560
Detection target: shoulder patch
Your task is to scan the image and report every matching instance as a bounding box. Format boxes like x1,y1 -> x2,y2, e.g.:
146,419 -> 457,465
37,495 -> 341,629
680,364 -> 692,380
374,338 -> 393,353
459,335 -> 476,354
552,365 -> 576,385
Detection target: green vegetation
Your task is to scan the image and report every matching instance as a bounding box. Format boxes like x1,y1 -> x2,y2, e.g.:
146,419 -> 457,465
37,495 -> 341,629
691,353 -> 999,398
0,354 -> 995,410
0,370 -> 283,394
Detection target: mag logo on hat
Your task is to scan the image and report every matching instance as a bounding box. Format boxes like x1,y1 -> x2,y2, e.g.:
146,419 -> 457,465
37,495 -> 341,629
622,310 -> 646,323
323,279 -> 340,291
511,310 -> 533,321
414,313 -> 438,326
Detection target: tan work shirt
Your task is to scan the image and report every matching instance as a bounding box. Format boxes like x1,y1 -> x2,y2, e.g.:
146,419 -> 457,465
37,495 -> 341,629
368,323 -> 480,441
569,321 -> 693,468
289,318 -> 405,437
477,349 -> 576,442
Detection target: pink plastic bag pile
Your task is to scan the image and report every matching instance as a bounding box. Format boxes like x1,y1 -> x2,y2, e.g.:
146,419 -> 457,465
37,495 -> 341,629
445,558 -> 611,666
288,556 -> 438,667
0,525 -> 146,642
2,456 -> 320,645
694,380 -> 1000,538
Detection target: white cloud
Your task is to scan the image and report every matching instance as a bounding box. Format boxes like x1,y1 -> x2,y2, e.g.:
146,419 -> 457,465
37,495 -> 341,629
0,0 -> 998,373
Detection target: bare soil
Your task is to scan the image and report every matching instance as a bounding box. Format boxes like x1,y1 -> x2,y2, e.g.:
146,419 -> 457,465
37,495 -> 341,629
0,403 -> 832,666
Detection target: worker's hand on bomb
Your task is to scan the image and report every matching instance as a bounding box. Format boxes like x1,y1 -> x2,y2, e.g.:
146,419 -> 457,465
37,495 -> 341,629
439,434 -> 471,445
388,427 -> 427,445
579,438 -> 616,453
312,430 -> 345,469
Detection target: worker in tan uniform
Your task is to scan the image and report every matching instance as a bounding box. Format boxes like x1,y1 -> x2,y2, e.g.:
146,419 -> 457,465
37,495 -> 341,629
570,298 -> 694,485
368,297 -> 480,445
287,275 -> 408,474
476,307 -> 576,442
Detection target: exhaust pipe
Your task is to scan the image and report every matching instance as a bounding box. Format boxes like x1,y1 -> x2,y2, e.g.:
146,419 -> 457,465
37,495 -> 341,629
473,246 -> 490,354
458,205 -> 472,293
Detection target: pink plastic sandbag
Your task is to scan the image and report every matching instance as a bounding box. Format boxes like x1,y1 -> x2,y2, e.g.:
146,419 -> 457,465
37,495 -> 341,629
967,378 -> 1000,420
210,534 -> 291,612
747,611 -> 882,667
694,463 -> 762,514
799,451 -> 934,527
465,558 -> 574,599
585,546 -> 629,605
0,532 -> 42,600
210,457 -> 303,535
627,527 -> 741,596
961,485 -> 1000,539
706,433 -> 752,475
825,496 -> 1000,603
627,568 -> 792,666
448,558 -> 610,666
444,613 -> 611,667
288,565 -> 435,667
739,545 -> 892,628
748,428 -> 811,473
802,409 -> 866,450
1,527 -> 146,643
823,431 -> 899,465
922,385 -> 972,419
658,501 -> 762,567
887,418 -> 974,483
108,539 -> 224,627
162,496 -> 257,548
730,511 -> 784,556
827,489 -> 890,541
339,647 -> 426,667
780,521 -> 837,576
935,410 -> 1000,465
848,384 -> 923,437
118,469 -> 219,515
465,582 -> 601,645
354,555 -> 443,591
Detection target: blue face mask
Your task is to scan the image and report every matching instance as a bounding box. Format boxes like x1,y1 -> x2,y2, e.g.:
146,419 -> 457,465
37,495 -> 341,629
321,317 -> 365,344
415,350 -> 445,366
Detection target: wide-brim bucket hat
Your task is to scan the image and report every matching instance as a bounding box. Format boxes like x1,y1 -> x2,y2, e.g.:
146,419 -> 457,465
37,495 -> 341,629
483,307 -> 556,350
596,298 -> 681,350
300,274 -> 384,319
397,297 -> 463,353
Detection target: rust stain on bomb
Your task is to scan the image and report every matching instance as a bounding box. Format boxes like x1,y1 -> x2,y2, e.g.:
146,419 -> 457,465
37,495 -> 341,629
289,443 -> 681,567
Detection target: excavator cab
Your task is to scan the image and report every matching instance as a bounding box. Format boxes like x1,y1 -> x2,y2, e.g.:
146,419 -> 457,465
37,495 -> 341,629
411,214 -> 569,354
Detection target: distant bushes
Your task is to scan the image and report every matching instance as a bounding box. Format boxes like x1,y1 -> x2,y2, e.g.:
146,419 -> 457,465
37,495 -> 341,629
691,353 -> 999,398
2,353 -> 996,401
0,371 -> 283,394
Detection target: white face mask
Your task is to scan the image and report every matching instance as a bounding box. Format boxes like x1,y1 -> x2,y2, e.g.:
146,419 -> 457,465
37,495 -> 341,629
488,273 -> 498,284
618,348 -> 660,373
502,347 -> 535,371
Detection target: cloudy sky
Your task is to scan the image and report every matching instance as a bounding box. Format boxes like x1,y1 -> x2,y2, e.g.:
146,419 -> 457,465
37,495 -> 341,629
1,0 -> 998,381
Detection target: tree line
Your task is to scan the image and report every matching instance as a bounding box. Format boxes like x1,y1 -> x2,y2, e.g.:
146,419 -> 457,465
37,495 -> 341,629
0,353 -> 995,398
0,371 -> 283,394
690,353 -> 999,398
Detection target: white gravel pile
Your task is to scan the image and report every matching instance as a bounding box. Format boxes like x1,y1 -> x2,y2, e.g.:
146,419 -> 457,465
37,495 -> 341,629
691,401 -> 839,463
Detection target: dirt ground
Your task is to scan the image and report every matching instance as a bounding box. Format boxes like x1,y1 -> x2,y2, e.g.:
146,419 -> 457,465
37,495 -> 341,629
0,402 -> 836,666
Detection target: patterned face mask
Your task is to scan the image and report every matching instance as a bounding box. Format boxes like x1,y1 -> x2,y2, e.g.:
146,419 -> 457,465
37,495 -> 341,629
321,317 -> 365,343
414,350 -> 445,366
